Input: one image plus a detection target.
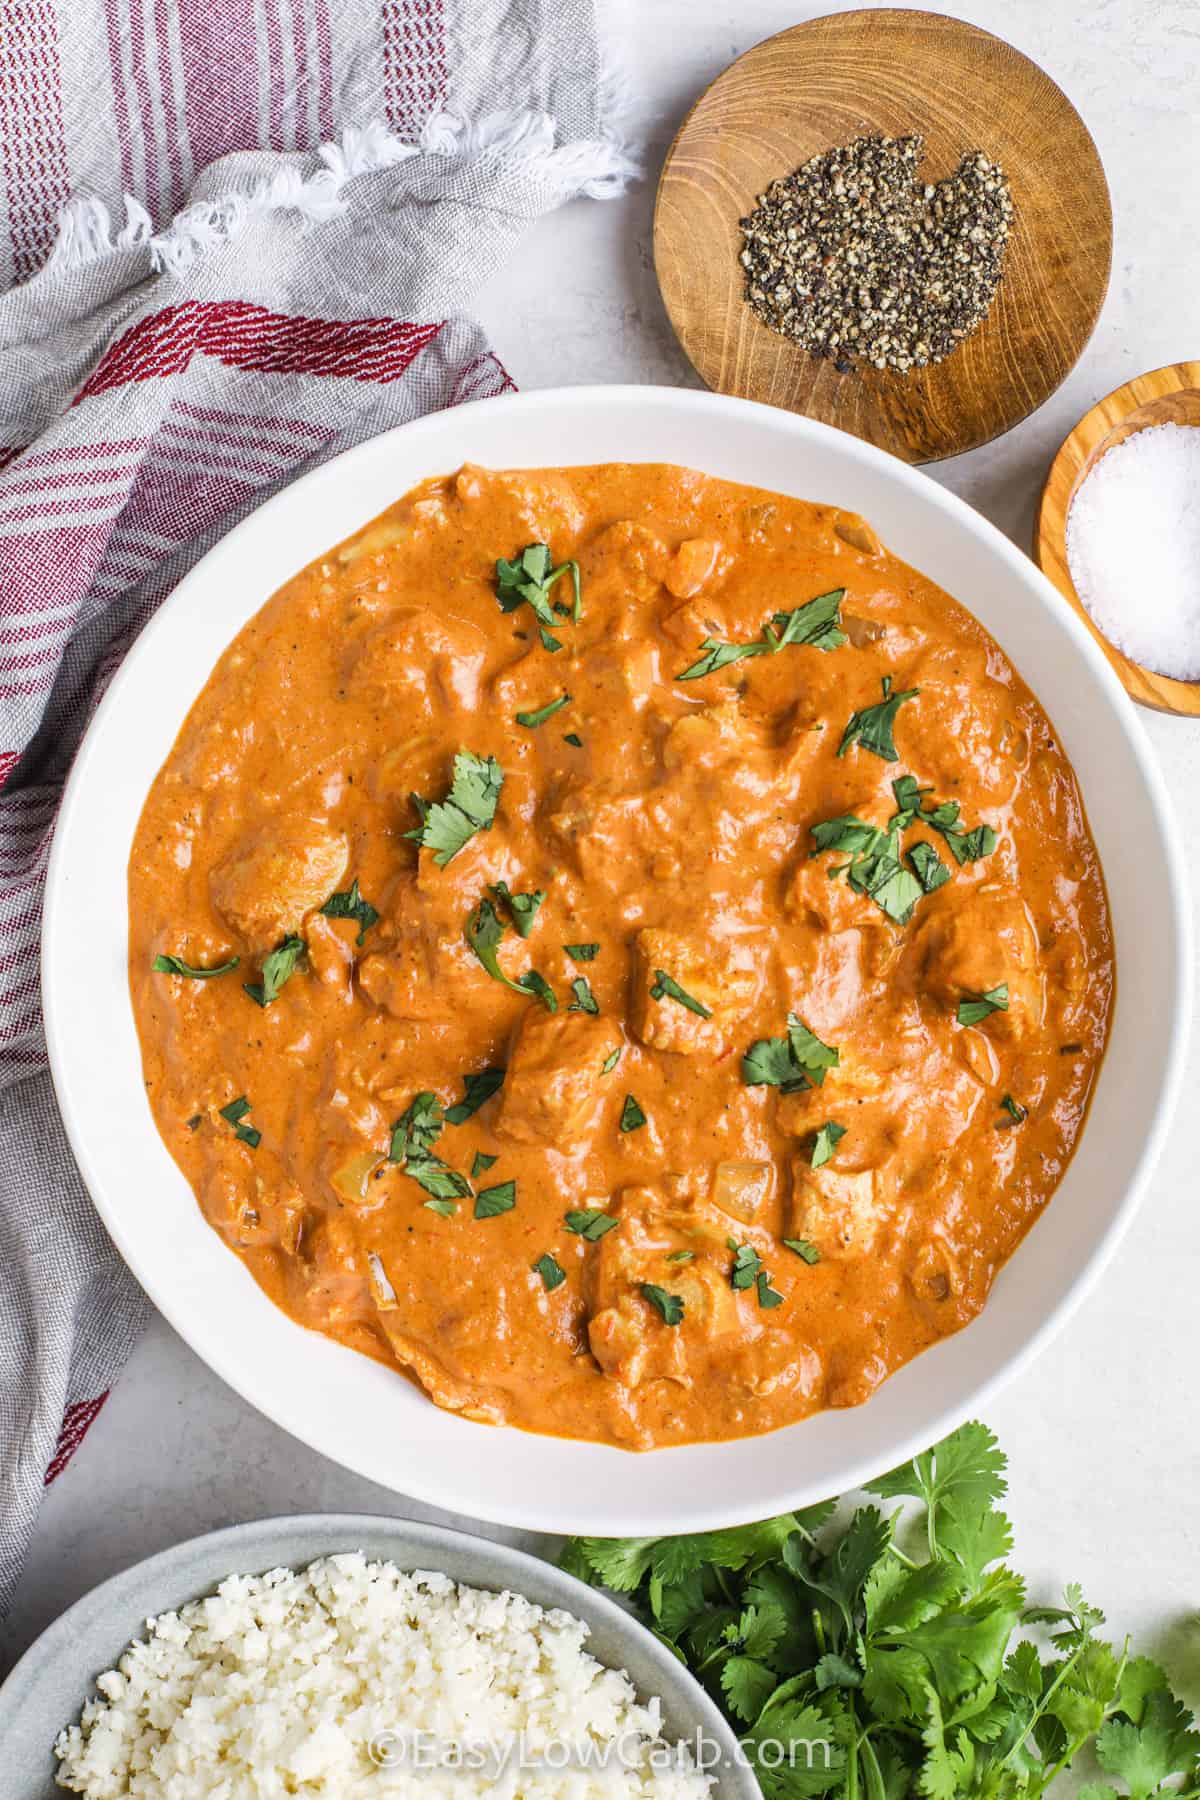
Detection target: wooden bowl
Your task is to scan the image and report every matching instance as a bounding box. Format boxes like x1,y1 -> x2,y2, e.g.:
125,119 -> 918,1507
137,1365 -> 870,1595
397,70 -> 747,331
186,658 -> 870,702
653,9 -> 1113,463
1034,361 -> 1200,716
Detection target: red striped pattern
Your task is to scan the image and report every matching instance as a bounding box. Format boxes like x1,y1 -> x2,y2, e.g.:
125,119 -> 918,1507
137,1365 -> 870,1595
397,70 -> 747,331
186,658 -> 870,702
78,304 -> 444,401
0,0 -> 72,281
45,1393 -> 111,1485
382,0 -> 450,138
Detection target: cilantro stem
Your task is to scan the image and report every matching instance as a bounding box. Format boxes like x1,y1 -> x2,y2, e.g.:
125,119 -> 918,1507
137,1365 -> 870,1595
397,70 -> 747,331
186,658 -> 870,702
812,1606 -> 827,1657
845,1692 -> 860,1800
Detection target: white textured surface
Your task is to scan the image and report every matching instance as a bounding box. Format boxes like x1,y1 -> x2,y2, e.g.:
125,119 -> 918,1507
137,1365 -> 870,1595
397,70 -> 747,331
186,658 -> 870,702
5,0 -> 1199,1713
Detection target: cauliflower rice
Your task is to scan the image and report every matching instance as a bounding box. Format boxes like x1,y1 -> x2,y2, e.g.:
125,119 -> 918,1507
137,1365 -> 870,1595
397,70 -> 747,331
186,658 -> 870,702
53,1554 -> 716,1798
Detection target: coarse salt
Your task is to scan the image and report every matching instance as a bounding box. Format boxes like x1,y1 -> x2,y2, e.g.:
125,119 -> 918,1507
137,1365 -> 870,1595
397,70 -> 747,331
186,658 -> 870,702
1065,421 -> 1200,682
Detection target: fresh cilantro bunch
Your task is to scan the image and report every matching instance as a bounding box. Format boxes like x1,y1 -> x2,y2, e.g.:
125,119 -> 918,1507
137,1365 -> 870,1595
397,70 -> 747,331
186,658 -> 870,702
561,1423 -> 1200,1798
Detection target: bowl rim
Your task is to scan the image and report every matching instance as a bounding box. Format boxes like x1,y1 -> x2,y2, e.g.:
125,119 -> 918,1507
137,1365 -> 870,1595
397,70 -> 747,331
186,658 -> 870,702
41,383 -> 1192,1533
0,1511 -> 757,1799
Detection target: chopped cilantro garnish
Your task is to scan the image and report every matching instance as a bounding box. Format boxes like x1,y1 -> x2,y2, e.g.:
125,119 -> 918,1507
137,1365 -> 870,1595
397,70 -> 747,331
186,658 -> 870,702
445,1067 -> 505,1125
496,543 -> 582,629
756,1271 -> 784,1309
810,1120 -> 847,1168
515,692 -> 572,729
730,1242 -> 763,1290
517,969 -> 557,1011
640,1283 -> 684,1325
908,839 -> 952,893
810,812 -> 923,925
837,674 -> 920,762
488,880 -> 545,939
219,1095 -> 260,1149
243,935 -> 305,1007
563,732 -> 583,747
957,984 -> 1010,1026
471,1150 -> 498,1177
533,1252 -> 566,1291
783,1237 -> 821,1263
620,1093 -> 647,1132
997,1093 -> 1028,1128
676,588 -> 846,679
405,750 -> 503,867
569,975 -> 600,1014
600,1047 -> 622,1076
742,1013 -> 838,1092
466,897 -> 554,1005
540,627 -> 564,653
388,1091 -> 443,1160
474,1180 -> 517,1219
319,878 -> 379,944
388,1093 -> 472,1199
186,1113 -> 202,1131
153,953 -> 239,979
565,943 -> 599,962
423,1198 -> 457,1217
649,969 -> 713,1020
665,1249 -> 694,1264
565,1208 -> 619,1240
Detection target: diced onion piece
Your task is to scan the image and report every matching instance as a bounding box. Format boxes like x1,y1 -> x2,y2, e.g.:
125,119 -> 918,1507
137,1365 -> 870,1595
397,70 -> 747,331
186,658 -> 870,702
367,1250 -> 397,1308
713,1160 -> 774,1223
331,1148 -> 384,1203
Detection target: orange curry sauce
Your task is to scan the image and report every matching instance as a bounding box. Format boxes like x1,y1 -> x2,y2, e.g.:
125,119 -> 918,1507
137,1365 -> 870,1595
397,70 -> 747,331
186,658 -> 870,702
128,464 -> 1114,1450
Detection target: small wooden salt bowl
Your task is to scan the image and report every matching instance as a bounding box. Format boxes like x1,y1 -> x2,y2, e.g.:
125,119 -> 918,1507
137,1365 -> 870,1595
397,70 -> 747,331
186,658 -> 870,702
1034,361 -> 1200,716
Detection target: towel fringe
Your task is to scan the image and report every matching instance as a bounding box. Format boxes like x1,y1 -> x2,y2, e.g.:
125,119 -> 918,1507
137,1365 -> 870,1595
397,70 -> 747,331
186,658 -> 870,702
47,109 -> 638,283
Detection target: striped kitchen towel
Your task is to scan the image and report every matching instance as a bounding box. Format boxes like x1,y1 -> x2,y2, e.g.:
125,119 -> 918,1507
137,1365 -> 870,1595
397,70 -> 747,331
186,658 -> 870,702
0,0 -> 634,1616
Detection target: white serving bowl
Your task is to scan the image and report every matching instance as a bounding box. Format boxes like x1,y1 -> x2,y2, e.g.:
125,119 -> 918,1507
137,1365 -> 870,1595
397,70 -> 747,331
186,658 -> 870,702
43,387 -> 1190,1536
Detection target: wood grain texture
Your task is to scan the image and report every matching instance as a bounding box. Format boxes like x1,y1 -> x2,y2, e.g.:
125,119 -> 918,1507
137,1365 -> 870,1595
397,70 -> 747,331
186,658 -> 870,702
653,9 -> 1112,464
1035,361 -> 1200,716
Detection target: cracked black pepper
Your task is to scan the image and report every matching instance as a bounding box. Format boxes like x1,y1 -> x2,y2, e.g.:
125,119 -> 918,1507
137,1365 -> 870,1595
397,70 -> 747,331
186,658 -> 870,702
739,133 -> 1014,374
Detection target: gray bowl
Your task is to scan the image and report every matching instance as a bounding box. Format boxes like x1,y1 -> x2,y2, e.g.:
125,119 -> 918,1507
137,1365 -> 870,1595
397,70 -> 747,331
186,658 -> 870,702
0,1513 -> 759,1797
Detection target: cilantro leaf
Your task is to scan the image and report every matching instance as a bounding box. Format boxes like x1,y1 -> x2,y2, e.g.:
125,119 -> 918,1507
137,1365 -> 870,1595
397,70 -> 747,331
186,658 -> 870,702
319,878 -> 379,944
219,1095 -> 260,1148
784,1238 -> 821,1264
388,1091 -> 444,1159
957,985 -> 1009,1026
565,942 -> 599,961
600,1047 -> 622,1076
620,1093 -> 647,1132
466,896 -> 554,1004
837,675 -> 920,762
488,880 -> 545,939
641,1283 -> 684,1325
810,1121 -> 847,1169
868,1421 -> 1008,1523
721,1654 -> 778,1722
677,588 -> 846,679
471,1150 -> 497,1178
650,968 -> 713,1019
153,953 -> 239,979
474,1180 -> 516,1219
423,1197 -> 457,1217
444,1067 -> 505,1125
743,1013 -> 838,1091
533,1252 -> 566,1291
997,1092 -> 1028,1128
515,692 -> 572,729
496,542 -> 581,628
405,750 -> 503,867
568,975 -> 600,1014
908,840 -> 951,893
756,1270 -> 784,1309
565,1207 -> 619,1240
243,934 -> 305,1007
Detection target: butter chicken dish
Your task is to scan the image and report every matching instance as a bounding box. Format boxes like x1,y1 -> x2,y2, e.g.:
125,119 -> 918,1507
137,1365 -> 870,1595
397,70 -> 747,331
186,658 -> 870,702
128,463 -> 1114,1451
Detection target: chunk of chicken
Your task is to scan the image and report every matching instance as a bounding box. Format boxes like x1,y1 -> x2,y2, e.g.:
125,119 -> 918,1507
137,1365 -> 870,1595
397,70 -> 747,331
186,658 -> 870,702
346,608 -> 486,719
210,819 -> 347,952
788,1160 -> 895,1257
630,928 -> 757,1058
585,1189 -> 747,1389
662,699 -> 764,774
913,883 -> 1044,1038
495,1007 -> 625,1148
